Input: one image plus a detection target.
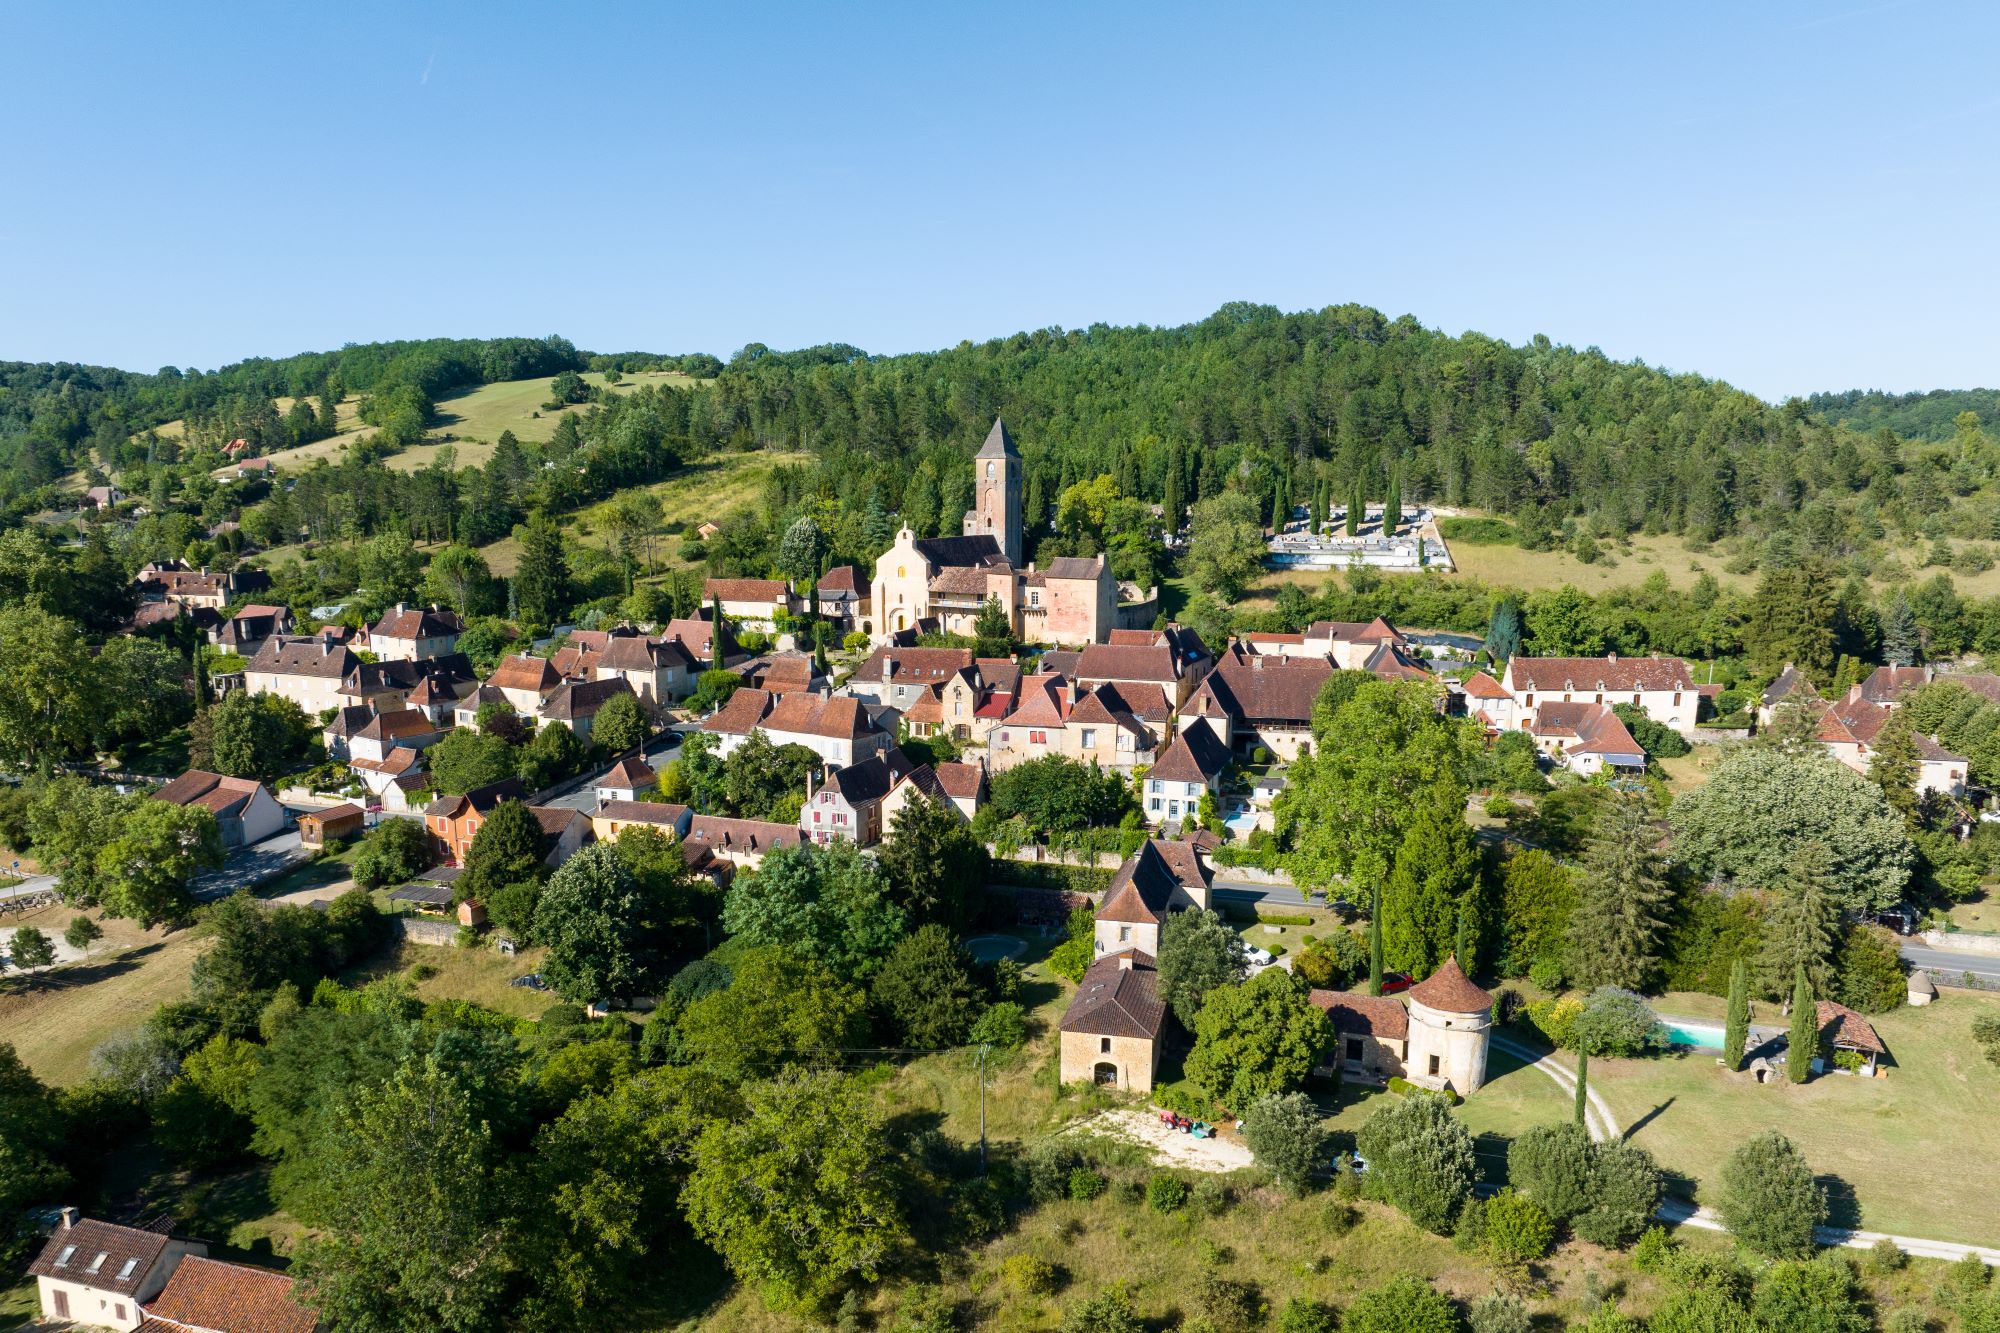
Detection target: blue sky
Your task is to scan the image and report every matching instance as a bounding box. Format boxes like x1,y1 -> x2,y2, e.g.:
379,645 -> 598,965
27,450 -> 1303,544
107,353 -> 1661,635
3,1 -> 1995,400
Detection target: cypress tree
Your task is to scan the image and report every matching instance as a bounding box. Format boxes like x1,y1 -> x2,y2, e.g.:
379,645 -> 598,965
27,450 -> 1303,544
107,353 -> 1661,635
1163,447 -> 1185,531
1346,476 -> 1364,536
1723,956 -> 1750,1071
709,597 -> 724,672
1384,468 -> 1403,535
1573,1046 -> 1590,1130
1369,880 -> 1384,997
1786,966 -> 1817,1084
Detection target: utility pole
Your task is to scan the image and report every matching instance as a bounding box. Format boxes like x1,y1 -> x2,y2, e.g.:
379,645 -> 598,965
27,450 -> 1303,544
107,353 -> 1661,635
978,1044 -> 991,1174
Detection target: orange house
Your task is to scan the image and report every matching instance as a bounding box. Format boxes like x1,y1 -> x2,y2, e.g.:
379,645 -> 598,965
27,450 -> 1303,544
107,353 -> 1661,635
422,779 -> 528,864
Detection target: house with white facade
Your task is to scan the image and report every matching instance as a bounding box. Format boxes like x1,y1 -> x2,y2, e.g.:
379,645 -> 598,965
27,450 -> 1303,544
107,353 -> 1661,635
1501,654 -> 1697,735
368,603 -> 464,662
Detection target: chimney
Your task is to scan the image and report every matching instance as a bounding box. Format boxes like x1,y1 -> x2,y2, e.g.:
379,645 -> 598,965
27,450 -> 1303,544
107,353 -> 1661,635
1062,677 -> 1076,709
59,1207 -> 77,1230
1117,953 -> 1133,971
882,654 -> 894,685
395,602 -> 406,618
1606,651 -> 1618,663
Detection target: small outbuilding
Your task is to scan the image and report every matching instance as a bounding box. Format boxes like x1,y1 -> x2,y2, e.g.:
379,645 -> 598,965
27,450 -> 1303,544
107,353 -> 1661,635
1815,1000 -> 1887,1077
1907,971 -> 1937,1007
298,803 -> 365,850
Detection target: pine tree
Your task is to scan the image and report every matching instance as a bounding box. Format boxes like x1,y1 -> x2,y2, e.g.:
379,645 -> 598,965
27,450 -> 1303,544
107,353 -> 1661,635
1573,1046 -> 1590,1130
1786,966 -> 1817,1084
1723,956 -> 1750,1072
1881,594 -> 1920,666
1757,843 -> 1841,997
1867,710 -> 1921,819
1484,599 -> 1522,664
1564,796 -> 1674,990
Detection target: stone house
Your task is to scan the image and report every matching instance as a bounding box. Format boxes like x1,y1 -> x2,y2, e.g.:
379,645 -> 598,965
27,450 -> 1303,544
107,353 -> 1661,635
704,577 -> 797,631
1091,838 -> 1214,958
1180,653 -> 1331,761
1526,702 -> 1647,777
1058,949 -> 1166,1093
1141,724 -> 1231,827
153,770 -> 286,849
801,749 -> 915,846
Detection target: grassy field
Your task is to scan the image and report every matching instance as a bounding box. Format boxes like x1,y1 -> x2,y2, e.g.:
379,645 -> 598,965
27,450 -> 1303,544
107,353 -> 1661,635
0,905 -> 205,1086
477,446 -> 807,576
1447,530 -> 1753,594
1592,987 -> 2000,1245
354,936 -> 557,1021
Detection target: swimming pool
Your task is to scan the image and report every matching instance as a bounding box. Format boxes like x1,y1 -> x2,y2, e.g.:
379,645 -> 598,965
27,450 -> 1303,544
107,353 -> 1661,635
1662,1021 -> 1724,1050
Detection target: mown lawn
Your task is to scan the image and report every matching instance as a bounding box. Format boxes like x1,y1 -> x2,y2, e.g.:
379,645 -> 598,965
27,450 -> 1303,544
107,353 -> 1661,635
0,905 -> 205,1086
1592,987 -> 2000,1245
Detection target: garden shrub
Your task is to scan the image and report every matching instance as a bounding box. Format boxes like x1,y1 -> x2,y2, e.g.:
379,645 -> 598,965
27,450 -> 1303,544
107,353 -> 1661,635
1468,1293 -> 1535,1333
1572,987 -> 1669,1057
1483,1189 -> 1556,1268
1146,1174 -> 1189,1213
1524,994 -> 1585,1050
1276,1297 -> 1338,1333
1343,1276 -> 1461,1333
1191,1271 -> 1264,1332
1386,1075 -> 1461,1106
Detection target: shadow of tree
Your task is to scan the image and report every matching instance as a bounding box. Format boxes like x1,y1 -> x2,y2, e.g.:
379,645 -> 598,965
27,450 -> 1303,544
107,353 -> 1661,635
1624,1096 -> 1676,1139
1818,1172 -> 1863,1231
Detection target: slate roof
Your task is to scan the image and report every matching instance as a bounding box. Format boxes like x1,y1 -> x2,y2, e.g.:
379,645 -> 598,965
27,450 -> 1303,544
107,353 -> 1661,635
142,1254 -> 318,1333
1508,655 -> 1694,693
821,748 -> 914,805
1059,949 -> 1165,1039
1761,664 -> 1819,709
423,778 -> 528,820
1310,990 -> 1411,1041
913,534 -> 1006,569
976,416 -> 1020,460
1407,957 -> 1493,1013
596,800 -> 688,829
28,1218 -> 170,1295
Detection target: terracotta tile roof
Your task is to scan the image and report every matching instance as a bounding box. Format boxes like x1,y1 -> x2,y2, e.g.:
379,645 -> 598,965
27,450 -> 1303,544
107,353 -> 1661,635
143,1254 -> 317,1333
816,564 -> 865,595
356,708 -> 435,744
749,653 -> 818,694
1857,664 -> 1931,705
1091,680 -> 1172,724
1310,990 -> 1410,1041
1461,671 -> 1510,700
323,704 -> 373,739
902,687 -> 945,725
1940,672 -> 2000,704
1308,617 -> 1405,646
933,762 -> 988,802
1188,658 -> 1332,726
589,635 -> 655,674
530,806 -> 589,840
246,635 -> 356,679
1000,674 -> 1071,727
349,747 -> 424,776
601,757 -> 656,787
1097,839 -> 1211,925
702,687 -> 774,735
154,770 -> 268,820
663,617 -> 741,662
1059,950 -> 1165,1039
1076,643 -> 1180,685
1362,641 -> 1431,682
1147,724 -> 1231,785
929,564 -> 997,595
1816,1000 -> 1885,1055
1531,702 -> 1644,758
1407,957 -> 1492,1014
597,800 -> 688,829
1509,655 -> 1694,693
687,814 -> 796,854
764,692 -> 874,740
488,654 -> 561,693
370,604 -> 463,640
549,645 -> 599,679
29,1217 -> 171,1295
541,677 -> 633,722
1108,629 -> 1162,646
854,646 -> 976,684
705,577 -> 792,603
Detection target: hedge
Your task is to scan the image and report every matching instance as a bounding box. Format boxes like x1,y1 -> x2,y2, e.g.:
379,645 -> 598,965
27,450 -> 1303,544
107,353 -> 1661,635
987,861 -> 1114,896
1212,843 -> 1285,871
1258,912 -> 1313,927
1387,1076 -> 1462,1106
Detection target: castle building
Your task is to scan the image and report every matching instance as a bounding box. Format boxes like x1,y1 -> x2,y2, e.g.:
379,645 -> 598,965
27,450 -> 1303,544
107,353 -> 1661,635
870,416 -> 1119,646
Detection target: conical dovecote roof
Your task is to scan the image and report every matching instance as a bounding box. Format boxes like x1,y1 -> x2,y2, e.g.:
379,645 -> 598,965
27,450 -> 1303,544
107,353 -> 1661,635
1408,956 -> 1493,1014
977,416 -> 1020,459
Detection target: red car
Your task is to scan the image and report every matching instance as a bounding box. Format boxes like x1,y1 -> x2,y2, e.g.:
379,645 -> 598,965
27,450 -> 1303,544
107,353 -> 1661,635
1380,972 -> 1414,995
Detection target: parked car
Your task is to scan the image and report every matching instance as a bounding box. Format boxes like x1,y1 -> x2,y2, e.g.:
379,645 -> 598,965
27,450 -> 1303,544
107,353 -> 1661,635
1243,945 -> 1274,966
1380,971 -> 1413,994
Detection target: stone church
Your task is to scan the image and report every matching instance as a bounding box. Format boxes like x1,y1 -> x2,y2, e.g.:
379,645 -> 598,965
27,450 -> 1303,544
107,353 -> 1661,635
870,418 -> 1118,646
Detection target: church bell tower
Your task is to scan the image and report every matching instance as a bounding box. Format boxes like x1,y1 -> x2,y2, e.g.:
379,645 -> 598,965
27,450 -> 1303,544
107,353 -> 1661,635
964,416 -> 1023,565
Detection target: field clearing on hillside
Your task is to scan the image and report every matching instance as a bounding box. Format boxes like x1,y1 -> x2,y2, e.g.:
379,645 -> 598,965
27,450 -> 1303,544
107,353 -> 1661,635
477,447 -> 807,576
1447,530 -> 1753,593
0,906 -> 205,1085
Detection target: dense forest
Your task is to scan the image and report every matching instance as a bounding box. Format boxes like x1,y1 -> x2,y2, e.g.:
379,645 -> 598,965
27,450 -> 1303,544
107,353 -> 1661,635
1807,386 -> 2000,440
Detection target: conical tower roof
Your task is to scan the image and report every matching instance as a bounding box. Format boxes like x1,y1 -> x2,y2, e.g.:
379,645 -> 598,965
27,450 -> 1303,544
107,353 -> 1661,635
977,416 -> 1020,460
1407,956 -> 1493,1014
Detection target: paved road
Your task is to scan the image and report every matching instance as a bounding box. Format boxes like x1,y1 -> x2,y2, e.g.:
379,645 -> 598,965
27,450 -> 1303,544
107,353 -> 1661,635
1900,939 -> 2000,981
194,831 -> 308,899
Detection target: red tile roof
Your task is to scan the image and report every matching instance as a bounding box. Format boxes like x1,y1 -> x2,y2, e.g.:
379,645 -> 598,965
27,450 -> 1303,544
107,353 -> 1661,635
488,654 -> 560,693
28,1218 -> 170,1296
704,577 -> 792,603
1310,990 -> 1410,1041
1509,655 -> 1693,693
142,1254 -> 317,1333
1407,957 -> 1492,1014
1816,1000 -> 1885,1055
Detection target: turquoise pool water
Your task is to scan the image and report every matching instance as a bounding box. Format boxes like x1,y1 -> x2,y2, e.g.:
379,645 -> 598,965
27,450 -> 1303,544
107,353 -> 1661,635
1663,1021 -> 1724,1050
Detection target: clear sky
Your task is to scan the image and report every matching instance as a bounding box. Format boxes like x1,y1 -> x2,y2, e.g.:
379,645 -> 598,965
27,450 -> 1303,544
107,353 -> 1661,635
3,2 -> 1995,400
